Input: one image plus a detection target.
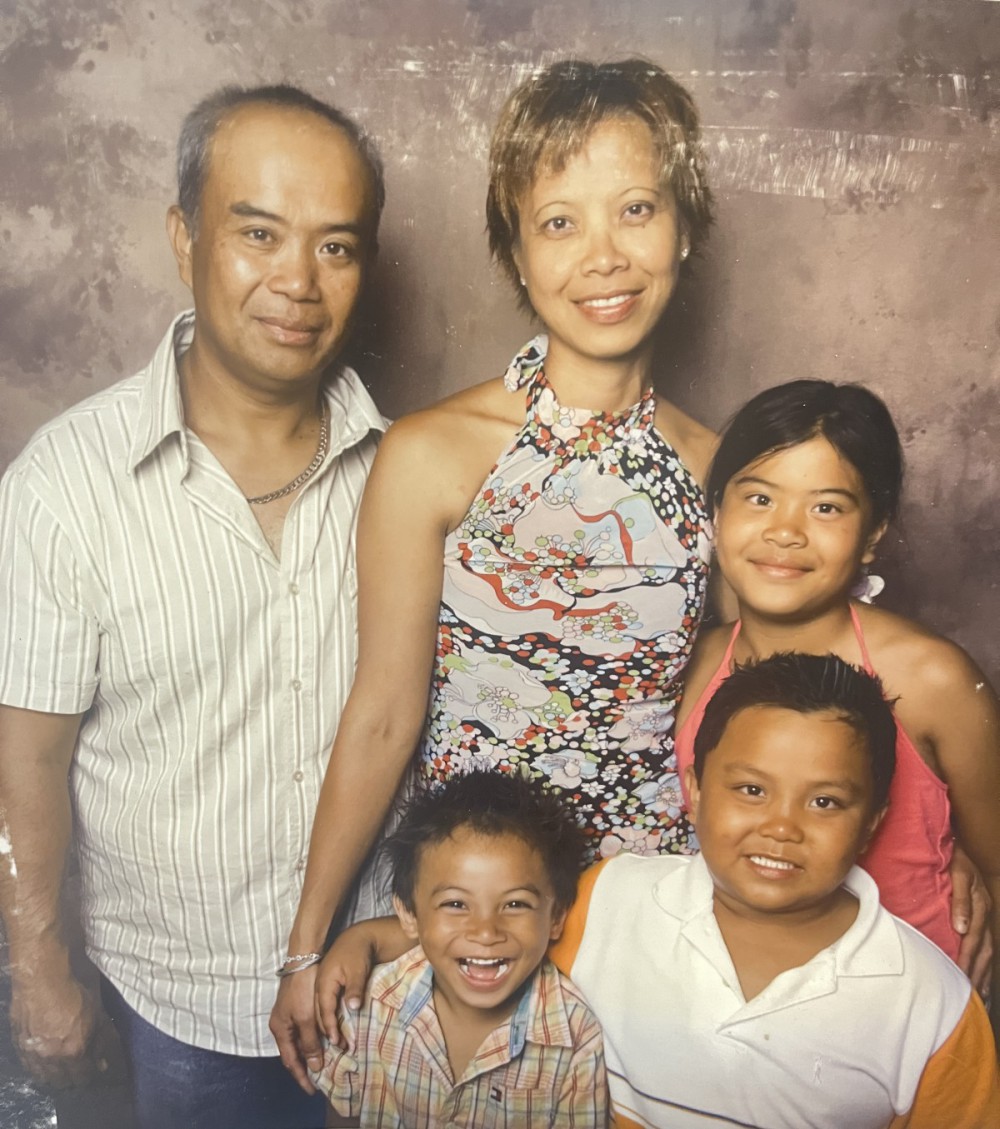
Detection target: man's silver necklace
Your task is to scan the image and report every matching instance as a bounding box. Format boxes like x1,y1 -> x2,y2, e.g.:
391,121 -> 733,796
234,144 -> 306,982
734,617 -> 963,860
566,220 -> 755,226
245,408 -> 330,506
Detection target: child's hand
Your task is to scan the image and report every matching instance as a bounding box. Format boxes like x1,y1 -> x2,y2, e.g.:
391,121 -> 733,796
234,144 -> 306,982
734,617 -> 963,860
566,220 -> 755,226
317,916 -> 415,1048
316,930 -> 373,1050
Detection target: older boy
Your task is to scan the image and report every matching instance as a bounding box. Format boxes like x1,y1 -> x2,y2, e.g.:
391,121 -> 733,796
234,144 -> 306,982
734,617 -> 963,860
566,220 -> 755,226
551,653 -> 999,1128
310,772 -> 607,1127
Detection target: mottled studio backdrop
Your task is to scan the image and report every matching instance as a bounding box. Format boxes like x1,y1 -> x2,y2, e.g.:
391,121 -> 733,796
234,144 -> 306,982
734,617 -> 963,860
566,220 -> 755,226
1,0 -> 999,1121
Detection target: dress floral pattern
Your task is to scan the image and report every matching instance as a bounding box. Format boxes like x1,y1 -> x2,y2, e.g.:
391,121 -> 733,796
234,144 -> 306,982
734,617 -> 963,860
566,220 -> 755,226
418,337 -> 712,860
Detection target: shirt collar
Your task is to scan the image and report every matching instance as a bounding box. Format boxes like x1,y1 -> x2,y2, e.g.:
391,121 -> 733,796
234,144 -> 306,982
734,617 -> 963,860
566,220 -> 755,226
654,854 -> 903,978
390,950 -> 574,1052
509,958 -> 575,1053
127,309 -> 388,474
128,310 -> 192,472
653,852 -> 716,924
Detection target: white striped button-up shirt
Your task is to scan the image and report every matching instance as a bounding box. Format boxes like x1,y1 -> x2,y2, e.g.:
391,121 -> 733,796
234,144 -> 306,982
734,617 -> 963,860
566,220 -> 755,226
0,311 -> 387,1055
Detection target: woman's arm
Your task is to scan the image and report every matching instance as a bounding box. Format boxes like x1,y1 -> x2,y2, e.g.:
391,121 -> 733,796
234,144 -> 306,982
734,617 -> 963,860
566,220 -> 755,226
269,414 -> 461,1089
653,399 -> 717,491
907,639 -> 1000,1039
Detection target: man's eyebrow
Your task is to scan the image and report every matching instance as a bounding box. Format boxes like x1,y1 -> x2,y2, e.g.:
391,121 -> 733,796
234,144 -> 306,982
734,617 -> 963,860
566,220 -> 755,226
230,202 -> 283,223
229,201 -> 367,237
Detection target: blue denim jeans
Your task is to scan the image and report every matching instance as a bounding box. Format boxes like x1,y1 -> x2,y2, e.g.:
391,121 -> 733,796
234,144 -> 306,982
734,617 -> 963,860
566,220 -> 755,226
100,978 -> 328,1129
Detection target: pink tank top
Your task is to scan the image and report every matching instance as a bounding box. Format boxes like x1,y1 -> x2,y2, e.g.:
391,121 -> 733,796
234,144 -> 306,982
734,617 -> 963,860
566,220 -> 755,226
674,608 -> 958,959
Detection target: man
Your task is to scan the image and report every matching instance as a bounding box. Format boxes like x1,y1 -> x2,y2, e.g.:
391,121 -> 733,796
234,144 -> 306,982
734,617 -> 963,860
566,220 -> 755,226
0,84 -> 387,1129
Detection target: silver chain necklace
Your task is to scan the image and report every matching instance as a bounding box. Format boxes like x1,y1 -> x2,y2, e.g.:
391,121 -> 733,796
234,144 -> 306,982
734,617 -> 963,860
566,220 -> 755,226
245,409 -> 330,506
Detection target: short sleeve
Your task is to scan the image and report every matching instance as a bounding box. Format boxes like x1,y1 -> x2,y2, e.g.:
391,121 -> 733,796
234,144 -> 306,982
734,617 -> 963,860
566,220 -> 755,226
0,458 -> 100,713
889,993 -> 1000,1128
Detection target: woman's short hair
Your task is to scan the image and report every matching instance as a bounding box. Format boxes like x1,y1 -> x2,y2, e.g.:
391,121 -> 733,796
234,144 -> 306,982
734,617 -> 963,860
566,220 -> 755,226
486,58 -> 714,301
706,380 -> 904,529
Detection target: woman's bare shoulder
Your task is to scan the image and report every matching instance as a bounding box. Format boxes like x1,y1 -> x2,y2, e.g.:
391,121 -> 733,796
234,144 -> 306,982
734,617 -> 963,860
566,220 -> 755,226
395,377 -> 522,440
371,375 -> 525,529
854,603 -> 989,696
654,399 -> 718,488
384,377 -> 518,450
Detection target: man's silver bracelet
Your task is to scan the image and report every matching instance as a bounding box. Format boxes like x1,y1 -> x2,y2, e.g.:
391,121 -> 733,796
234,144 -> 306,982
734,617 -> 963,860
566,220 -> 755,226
276,952 -> 323,978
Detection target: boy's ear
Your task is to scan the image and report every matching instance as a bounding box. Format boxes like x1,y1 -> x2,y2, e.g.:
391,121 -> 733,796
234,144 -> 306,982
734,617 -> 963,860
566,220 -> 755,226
166,205 -> 195,291
862,520 -> 888,566
548,906 -> 569,943
684,764 -> 701,824
392,894 -> 420,941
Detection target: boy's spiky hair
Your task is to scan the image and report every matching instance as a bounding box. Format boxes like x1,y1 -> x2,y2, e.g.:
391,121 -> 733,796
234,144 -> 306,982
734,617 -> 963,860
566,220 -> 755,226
693,652 -> 897,809
386,770 -> 587,914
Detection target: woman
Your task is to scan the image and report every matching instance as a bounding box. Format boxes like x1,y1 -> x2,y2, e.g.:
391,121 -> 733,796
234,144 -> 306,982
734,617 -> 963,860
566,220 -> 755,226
271,57 -> 715,1084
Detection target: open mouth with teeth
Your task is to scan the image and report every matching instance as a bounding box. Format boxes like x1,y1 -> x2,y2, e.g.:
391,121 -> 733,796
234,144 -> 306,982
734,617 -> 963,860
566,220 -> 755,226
748,855 -> 798,874
581,294 -> 632,309
574,291 -> 640,322
458,957 -> 512,985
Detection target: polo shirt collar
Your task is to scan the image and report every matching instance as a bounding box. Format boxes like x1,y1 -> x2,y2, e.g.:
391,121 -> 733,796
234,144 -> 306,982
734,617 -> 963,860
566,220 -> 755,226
654,854 -> 904,981
128,309 -> 388,473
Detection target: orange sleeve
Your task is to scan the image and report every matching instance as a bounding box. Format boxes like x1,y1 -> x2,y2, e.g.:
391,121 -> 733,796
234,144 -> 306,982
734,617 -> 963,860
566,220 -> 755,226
549,859 -> 611,976
889,993 -> 1000,1128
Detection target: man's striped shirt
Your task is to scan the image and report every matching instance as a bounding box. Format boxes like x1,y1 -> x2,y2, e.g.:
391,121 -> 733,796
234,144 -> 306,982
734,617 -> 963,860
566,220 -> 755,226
0,312 -> 387,1054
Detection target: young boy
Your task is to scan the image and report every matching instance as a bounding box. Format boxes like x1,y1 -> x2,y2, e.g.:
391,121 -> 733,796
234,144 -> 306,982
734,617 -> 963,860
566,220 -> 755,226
309,771 -> 607,1127
549,653 -> 1000,1128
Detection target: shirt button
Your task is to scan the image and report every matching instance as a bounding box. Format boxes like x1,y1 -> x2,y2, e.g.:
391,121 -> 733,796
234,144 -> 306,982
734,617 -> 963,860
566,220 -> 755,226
289,582 -> 300,595
293,770 -> 304,783
295,859 -> 306,872
290,678 -> 302,691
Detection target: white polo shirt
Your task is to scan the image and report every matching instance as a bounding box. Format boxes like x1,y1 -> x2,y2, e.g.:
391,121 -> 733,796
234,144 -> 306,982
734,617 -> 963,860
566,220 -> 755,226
550,852 -> 999,1129
0,312 -> 387,1055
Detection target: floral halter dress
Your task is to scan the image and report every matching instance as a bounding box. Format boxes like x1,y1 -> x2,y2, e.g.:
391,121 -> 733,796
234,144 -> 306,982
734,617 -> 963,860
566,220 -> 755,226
418,337 -> 712,861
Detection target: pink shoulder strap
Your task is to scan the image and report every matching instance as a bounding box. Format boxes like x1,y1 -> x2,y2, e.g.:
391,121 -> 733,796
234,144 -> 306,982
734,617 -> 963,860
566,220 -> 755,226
849,604 -> 876,675
722,620 -> 741,670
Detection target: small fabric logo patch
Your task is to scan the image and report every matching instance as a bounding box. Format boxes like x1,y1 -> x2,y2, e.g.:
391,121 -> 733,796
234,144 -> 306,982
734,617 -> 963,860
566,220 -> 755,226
490,1085 -> 504,1102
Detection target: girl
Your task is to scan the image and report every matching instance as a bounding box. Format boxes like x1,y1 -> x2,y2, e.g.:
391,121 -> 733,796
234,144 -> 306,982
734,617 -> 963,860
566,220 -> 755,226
675,380 -> 1000,1011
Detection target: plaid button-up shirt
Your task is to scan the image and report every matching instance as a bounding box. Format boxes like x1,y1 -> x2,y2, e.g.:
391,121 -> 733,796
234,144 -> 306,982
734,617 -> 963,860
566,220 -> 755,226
313,949 -> 607,1127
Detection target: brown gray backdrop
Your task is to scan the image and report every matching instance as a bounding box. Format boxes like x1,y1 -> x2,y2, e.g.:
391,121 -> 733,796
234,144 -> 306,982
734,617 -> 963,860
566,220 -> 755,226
1,0 -> 998,1122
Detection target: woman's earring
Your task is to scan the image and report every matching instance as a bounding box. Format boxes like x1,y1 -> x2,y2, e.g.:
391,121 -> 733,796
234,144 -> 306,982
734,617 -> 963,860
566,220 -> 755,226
519,276 -> 526,286
680,245 -> 690,261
